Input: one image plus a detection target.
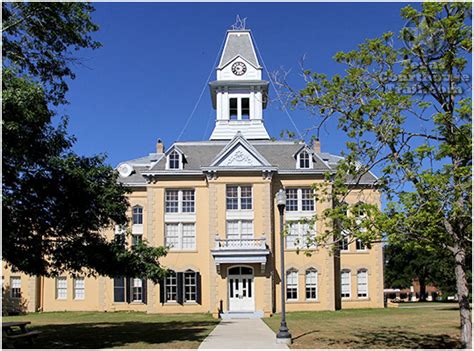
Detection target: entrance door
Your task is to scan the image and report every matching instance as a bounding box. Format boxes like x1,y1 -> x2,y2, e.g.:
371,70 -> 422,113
228,266 -> 254,312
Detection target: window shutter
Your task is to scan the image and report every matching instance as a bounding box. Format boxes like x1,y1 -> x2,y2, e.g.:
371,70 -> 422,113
196,272 -> 202,304
159,279 -> 165,304
126,278 -> 131,303
177,272 -> 184,305
142,279 -> 147,304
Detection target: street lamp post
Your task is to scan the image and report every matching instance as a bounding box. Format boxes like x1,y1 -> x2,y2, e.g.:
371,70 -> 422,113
276,189 -> 292,345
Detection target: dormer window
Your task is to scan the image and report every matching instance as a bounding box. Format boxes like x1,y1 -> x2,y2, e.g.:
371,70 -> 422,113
297,150 -> 312,169
167,150 -> 183,170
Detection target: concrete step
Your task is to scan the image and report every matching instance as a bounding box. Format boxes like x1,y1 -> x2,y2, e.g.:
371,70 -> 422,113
220,310 -> 264,320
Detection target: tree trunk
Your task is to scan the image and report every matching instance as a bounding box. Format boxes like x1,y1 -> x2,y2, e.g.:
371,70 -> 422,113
453,242 -> 471,349
419,278 -> 426,302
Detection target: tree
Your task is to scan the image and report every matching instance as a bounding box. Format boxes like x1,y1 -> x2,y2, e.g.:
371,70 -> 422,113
384,241 -> 458,300
276,3 -> 471,347
2,3 -> 167,282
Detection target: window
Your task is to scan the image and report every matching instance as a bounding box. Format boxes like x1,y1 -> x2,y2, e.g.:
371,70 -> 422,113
56,277 -> 67,300
357,269 -> 368,298
115,233 -> 125,246
340,232 -> 349,251
114,277 -> 125,302
165,271 -> 178,302
165,223 -> 195,250
356,239 -> 366,251
286,189 -> 298,211
73,277 -> 85,300
341,270 -> 351,299
286,270 -> 298,301
165,190 -> 195,213
299,151 -> 310,169
305,269 -> 318,300
286,221 -> 315,249
229,98 -> 238,119
132,206 -> 143,225
132,278 -> 143,302
184,270 -> 197,302
168,150 -> 181,169
226,220 -> 253,239
10,277 -> 21,298
285,188 -> 315,212
241,98 -> 250,119
226,185 -> 252,210
301,189 -> 314,211
132,234 -> 142,247
165,190 -> 179,213
182,190 -> 195,213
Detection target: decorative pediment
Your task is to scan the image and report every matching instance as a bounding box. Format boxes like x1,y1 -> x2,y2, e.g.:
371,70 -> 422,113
219,145 -> 263,167
210,132 -> 271,168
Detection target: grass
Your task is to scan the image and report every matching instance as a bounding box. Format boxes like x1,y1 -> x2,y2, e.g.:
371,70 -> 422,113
264,303 -> 462,349
2,311 -> 219,349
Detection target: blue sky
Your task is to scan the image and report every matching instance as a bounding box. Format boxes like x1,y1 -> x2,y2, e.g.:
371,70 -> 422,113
63,2 -> 417,166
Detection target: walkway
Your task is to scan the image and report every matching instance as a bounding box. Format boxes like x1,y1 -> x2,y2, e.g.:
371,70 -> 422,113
199,319 -> 288,349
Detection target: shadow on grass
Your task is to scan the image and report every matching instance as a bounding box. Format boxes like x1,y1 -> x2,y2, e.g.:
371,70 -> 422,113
9,320 -> 219,349
290,327 -> 461,349
353,329 -> 461,349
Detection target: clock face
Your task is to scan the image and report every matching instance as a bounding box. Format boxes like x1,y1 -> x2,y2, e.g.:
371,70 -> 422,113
231,62 -> 247,76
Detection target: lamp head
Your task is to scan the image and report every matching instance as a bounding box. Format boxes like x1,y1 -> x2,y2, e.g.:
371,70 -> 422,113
276,189 -> 286,208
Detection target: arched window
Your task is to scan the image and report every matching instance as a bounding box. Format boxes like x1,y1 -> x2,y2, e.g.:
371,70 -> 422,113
286,269 -> 298,301
341,269 -> 351,299
184,269 -> 197,302
165,270 -> 177,302
298,150 -> 311,169
168,150 -> 181,170
132,206 -> 143,225
357,269 -> 368,298
305,268 -> 318,300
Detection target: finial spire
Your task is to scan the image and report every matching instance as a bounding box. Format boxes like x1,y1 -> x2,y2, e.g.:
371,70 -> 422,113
231,15 -> 247,30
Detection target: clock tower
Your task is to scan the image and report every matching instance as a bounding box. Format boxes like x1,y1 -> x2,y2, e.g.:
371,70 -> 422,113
209,29 -> 270,140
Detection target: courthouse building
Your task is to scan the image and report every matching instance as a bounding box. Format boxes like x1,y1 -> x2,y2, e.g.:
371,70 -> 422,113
3,28 -> 384,318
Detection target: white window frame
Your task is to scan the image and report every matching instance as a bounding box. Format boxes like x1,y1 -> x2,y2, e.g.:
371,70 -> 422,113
340,231 -> 350,252
10,277 -> 21,299
164,271 -> 177,303
132,278 -> 143,302
228,94 -> 251,120
226,185 -> 252,211
56,277 -> 68,300
166,150 -> 183,170
286,269 -> 299,301
165,222 -> 196,251
305,269 -> 318,301
226,220 -> 254,239
356,238 -> 367,251
184,270 -> 197,303
341,270 -> 351,299
165,189 -> 195,214
285,221 -> 316,249
357,269 -> 369,299
73,277 -> 85,300
296,150 -> 313,169
132,206 -> 143,225
285,188 -> 315,213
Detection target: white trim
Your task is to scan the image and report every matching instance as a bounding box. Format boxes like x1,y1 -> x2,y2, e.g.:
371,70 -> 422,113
341,269 -> 351,300
296,150 -> 313,169
286,269 -> 299,301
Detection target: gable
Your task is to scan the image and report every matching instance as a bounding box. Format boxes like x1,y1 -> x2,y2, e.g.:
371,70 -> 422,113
217,144 -> 264,167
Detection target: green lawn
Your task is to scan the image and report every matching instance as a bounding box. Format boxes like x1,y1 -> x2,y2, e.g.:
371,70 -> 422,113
264,303 -> 462,349
2,311 -> 219,349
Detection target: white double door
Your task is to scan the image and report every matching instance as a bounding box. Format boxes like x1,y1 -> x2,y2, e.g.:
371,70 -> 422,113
228,267 -> 254,312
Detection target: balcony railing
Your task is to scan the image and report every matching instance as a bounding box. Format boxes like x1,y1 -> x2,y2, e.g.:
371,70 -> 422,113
214,235 -> 267,250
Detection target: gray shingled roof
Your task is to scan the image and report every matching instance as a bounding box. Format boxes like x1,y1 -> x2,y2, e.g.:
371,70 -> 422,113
117,140 -> 378,186
218,30 -> 259,68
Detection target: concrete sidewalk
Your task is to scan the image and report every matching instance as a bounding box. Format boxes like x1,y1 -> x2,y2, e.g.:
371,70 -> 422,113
199,319 -> 289,349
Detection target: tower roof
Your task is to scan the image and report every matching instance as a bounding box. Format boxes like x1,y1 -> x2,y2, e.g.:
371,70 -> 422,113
218,30 -> 260,69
